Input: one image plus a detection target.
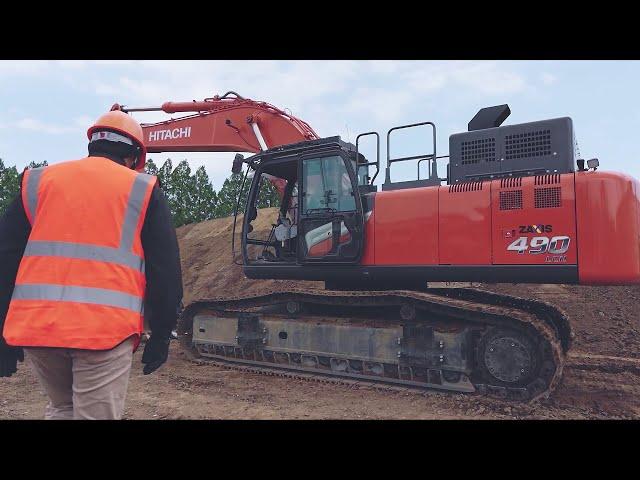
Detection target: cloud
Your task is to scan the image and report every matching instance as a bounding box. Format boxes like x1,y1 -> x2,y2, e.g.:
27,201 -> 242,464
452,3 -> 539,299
0,60 -> 137,78
341,86 -> 415,124
12,115 -> 97,135
86,61 -> 530,124
401,61 -> 527,96
541,72 -> 557,85
452,62 -> 526,95
16,117 -> 80,135
73,115 -> 95,130
91,60 -> 359,111
84,60 -> 532,148
91,60 -> 138,67
0,61 -> 49,76
4,61 -> 529,106
0,60 -> 95,76
368,61 -> 403,75
95,82 -> 120,96
54,61 -> 88,70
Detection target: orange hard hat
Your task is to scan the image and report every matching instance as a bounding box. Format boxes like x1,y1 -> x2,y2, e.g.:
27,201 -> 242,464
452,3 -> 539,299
87,110 -> 147,171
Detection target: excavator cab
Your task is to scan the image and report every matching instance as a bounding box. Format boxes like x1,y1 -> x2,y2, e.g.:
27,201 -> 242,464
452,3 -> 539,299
241,137 -> 372,271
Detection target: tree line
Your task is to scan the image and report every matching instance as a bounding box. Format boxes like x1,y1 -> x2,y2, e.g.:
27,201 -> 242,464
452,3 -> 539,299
0,157 -> 279,227
0,159 -> 49,215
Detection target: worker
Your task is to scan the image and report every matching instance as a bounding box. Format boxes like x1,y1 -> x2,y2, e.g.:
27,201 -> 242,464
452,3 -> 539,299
0,109 -> 183,420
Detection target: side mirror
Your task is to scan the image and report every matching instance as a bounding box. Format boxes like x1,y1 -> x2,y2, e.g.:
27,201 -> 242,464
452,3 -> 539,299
232,153 -> 245,174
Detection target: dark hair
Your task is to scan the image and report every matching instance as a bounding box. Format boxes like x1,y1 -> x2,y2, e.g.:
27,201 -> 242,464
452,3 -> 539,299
88,138 -> 138,166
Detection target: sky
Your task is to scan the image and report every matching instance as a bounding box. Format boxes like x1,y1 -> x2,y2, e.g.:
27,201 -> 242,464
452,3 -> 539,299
1,60 -> 639,190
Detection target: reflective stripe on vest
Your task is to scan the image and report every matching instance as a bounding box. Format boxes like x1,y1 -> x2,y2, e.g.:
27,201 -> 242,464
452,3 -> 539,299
120,174 -> 153,251
23,241 -> 144,271
25,167 -> 45,222
12,284 -> 143,313
14,168 -> 155,311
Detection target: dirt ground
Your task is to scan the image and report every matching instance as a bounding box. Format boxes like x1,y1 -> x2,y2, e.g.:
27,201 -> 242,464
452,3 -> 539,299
1,210 -> 639,419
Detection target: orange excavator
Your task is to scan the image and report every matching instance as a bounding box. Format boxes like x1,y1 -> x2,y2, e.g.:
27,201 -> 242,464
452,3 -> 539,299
113,91 -> 640,401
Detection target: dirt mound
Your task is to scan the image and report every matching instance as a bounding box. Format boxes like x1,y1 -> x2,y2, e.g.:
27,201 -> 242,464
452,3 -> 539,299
176,208 -> 320,305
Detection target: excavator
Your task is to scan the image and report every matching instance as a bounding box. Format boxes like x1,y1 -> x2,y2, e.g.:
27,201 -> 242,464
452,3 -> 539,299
112,91 -> 640,401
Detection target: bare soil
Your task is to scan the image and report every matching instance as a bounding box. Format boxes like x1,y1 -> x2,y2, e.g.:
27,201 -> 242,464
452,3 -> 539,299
2,209 -> 639,419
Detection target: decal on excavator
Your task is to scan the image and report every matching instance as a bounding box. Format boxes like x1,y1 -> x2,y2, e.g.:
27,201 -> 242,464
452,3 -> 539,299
519,224 -> 553,234
507,235 -> 571,256
148,127 -> 192,142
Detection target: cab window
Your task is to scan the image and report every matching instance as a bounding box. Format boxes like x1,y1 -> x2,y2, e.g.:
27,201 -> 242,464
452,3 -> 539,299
302,155 -> 356,213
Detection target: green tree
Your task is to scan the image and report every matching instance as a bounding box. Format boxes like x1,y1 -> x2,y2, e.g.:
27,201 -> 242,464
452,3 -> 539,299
215,172 -> 250,218
143,157 -> 282,226
146,158 -> 219,227
256,177 -> 281,209
0,158 -> 19,215
213,172 -> 282,219
157,158 -> 174,200
145,158 -> 159,176
0,160 -> 48,216
28,161 -> 48,169
192,166 -> 218,223
170,161 -> 196,227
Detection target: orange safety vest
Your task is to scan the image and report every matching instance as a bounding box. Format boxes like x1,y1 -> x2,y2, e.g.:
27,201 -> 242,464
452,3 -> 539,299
2,156 -> 157,350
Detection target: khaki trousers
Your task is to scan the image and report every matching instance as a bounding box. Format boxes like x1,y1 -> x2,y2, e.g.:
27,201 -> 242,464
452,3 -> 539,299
24,336 -> 135,420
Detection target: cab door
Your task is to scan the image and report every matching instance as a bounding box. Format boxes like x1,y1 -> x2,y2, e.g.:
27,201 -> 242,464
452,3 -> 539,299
298,152 -> 364,263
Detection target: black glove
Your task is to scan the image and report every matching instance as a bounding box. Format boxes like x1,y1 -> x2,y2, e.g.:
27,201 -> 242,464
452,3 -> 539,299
0,338 -> 24,378
141,334 -> 170,375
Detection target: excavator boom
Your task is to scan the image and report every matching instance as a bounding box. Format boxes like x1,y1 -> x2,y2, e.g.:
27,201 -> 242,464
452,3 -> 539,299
114,91 -> 319,154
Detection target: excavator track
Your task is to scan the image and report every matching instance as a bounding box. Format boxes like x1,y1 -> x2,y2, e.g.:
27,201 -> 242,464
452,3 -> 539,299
178,288 -> 572,402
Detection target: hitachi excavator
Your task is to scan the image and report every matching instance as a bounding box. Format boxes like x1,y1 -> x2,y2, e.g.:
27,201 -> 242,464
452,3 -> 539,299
113,91 -> 640,401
